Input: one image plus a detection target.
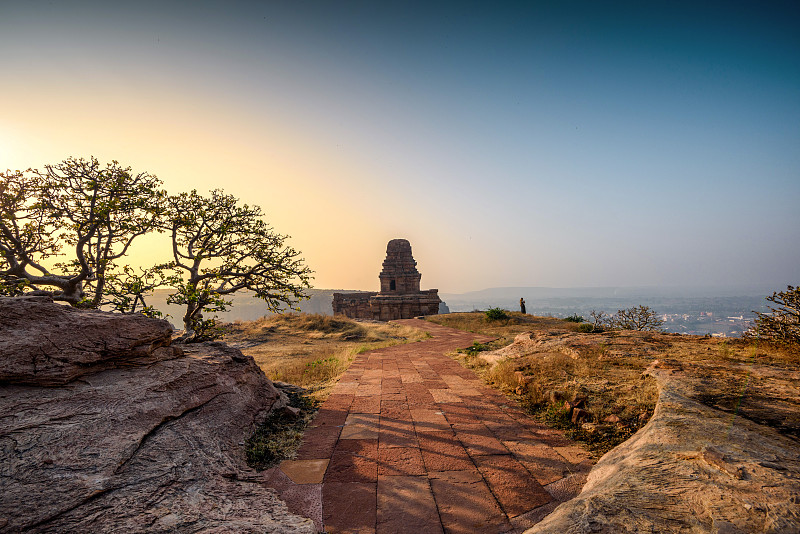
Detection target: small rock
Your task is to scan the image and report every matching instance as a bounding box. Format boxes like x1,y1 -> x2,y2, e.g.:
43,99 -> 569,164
603,414 -> 621,424
570,394 -> 587,407
572,408 -> 591,423
581,422 -> 598,433
278,405 -> 302,420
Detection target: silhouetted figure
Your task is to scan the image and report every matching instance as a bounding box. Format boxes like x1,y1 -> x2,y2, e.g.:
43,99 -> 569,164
520,298 -> 526,314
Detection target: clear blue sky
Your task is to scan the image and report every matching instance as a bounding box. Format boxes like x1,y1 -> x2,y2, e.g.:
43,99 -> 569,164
1,1 -> 798,292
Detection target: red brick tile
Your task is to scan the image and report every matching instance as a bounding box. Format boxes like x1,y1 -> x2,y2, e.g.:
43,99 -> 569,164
417,431 -> 473,471
296,426 -> 341,460
378,420 -> 418,449
378,447 -> 425,476
323,481 -> 376,533
311,406 -> 349,428
428,470 -> 511,533
325,439 -> 378,483
473,454 -> 552,517
452,423 -> 510,456
504,440 -> 573,486
377,476 -> 441,534
351,395 -> 382,414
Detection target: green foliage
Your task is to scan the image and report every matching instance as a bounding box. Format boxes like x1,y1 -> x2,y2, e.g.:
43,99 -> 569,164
103,264 -> 176,318
484,307 -> 509,321
1,158 -> 165,306
577,323 -> 595,333
564,313 -> 585,323
462,341 -> 492,356
746,285 -> 800,347
166,190 -> 312,342
3,159 -> 312,338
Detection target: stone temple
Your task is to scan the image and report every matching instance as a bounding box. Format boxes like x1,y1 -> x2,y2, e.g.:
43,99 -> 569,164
332,239 -> 442,321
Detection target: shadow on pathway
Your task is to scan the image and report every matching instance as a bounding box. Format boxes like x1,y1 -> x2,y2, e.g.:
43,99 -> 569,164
263,319 -> 593,533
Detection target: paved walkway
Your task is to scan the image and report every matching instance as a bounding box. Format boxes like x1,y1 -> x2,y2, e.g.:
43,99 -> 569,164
264,319 -> 592,533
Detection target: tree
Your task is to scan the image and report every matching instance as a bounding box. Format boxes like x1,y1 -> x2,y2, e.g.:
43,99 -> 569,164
165,189 -> 312,341
589,310 -> 609,332
608,305 -> 664,332
1,158 -> 165,306
103,264 -> 175,318
746,285 -> 800,347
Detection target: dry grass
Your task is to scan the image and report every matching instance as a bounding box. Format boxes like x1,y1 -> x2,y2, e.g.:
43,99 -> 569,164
436,312 -> 800,455
429,311 -> 579,348
225,313 -> 429,399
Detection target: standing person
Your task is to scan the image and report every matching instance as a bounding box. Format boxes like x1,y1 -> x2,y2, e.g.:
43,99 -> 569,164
520,298 -> 526,314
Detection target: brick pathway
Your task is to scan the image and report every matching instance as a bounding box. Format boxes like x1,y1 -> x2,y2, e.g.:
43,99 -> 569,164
264,319 -> 592,533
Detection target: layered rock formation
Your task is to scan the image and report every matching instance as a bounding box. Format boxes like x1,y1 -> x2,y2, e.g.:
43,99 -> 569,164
333,239 -> 442,320
525,360 -> 800,533
0,297 -> 315,533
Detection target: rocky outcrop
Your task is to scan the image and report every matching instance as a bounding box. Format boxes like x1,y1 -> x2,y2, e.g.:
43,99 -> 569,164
526,360 -> 800,533
0,297 -> 315,533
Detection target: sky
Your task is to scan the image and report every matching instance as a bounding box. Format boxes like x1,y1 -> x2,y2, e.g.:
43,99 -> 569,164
1,1 -> 799,294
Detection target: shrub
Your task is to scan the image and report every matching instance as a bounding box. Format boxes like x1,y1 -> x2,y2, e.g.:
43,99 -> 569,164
564,313 -> 585,323
462,341 -> 491,356
577,323 -> 595,333
484,307 -> 509,321
746,285 -> 800,347
611,306 -> 664,331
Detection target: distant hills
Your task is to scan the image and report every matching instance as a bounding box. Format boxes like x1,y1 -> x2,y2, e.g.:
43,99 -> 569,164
144,285 -> 777,333
146,288 -> 346,326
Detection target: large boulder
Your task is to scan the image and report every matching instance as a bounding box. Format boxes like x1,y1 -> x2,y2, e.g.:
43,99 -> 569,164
0,296 -> 177,386
525,361 -> 800,533
0,297 -> 314,533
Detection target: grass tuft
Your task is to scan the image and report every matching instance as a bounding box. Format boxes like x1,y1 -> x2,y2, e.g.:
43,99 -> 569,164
245,390 -> 318,470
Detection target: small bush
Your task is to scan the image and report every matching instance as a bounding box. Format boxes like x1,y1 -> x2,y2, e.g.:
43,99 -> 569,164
485,307 -> 509,321
577,323 -> 595,333
462,341 -> 491,357
564,313 -> 585,323
746,285 -> 800,347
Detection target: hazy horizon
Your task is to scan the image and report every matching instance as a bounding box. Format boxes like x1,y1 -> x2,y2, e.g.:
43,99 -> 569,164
2,1 -> 798,293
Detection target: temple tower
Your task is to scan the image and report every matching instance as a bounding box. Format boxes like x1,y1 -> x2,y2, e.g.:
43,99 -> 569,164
379,239 -> 421,294
332,238 -> 443,320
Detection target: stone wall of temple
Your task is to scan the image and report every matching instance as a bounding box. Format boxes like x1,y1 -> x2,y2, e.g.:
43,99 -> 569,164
332,292 -> 376,319
333,239 -> 442,321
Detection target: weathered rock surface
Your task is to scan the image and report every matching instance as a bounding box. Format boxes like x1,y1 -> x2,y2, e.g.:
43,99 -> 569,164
0,296 -> 177,386
0,297 -> 315,533
526,361 -> 800,533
